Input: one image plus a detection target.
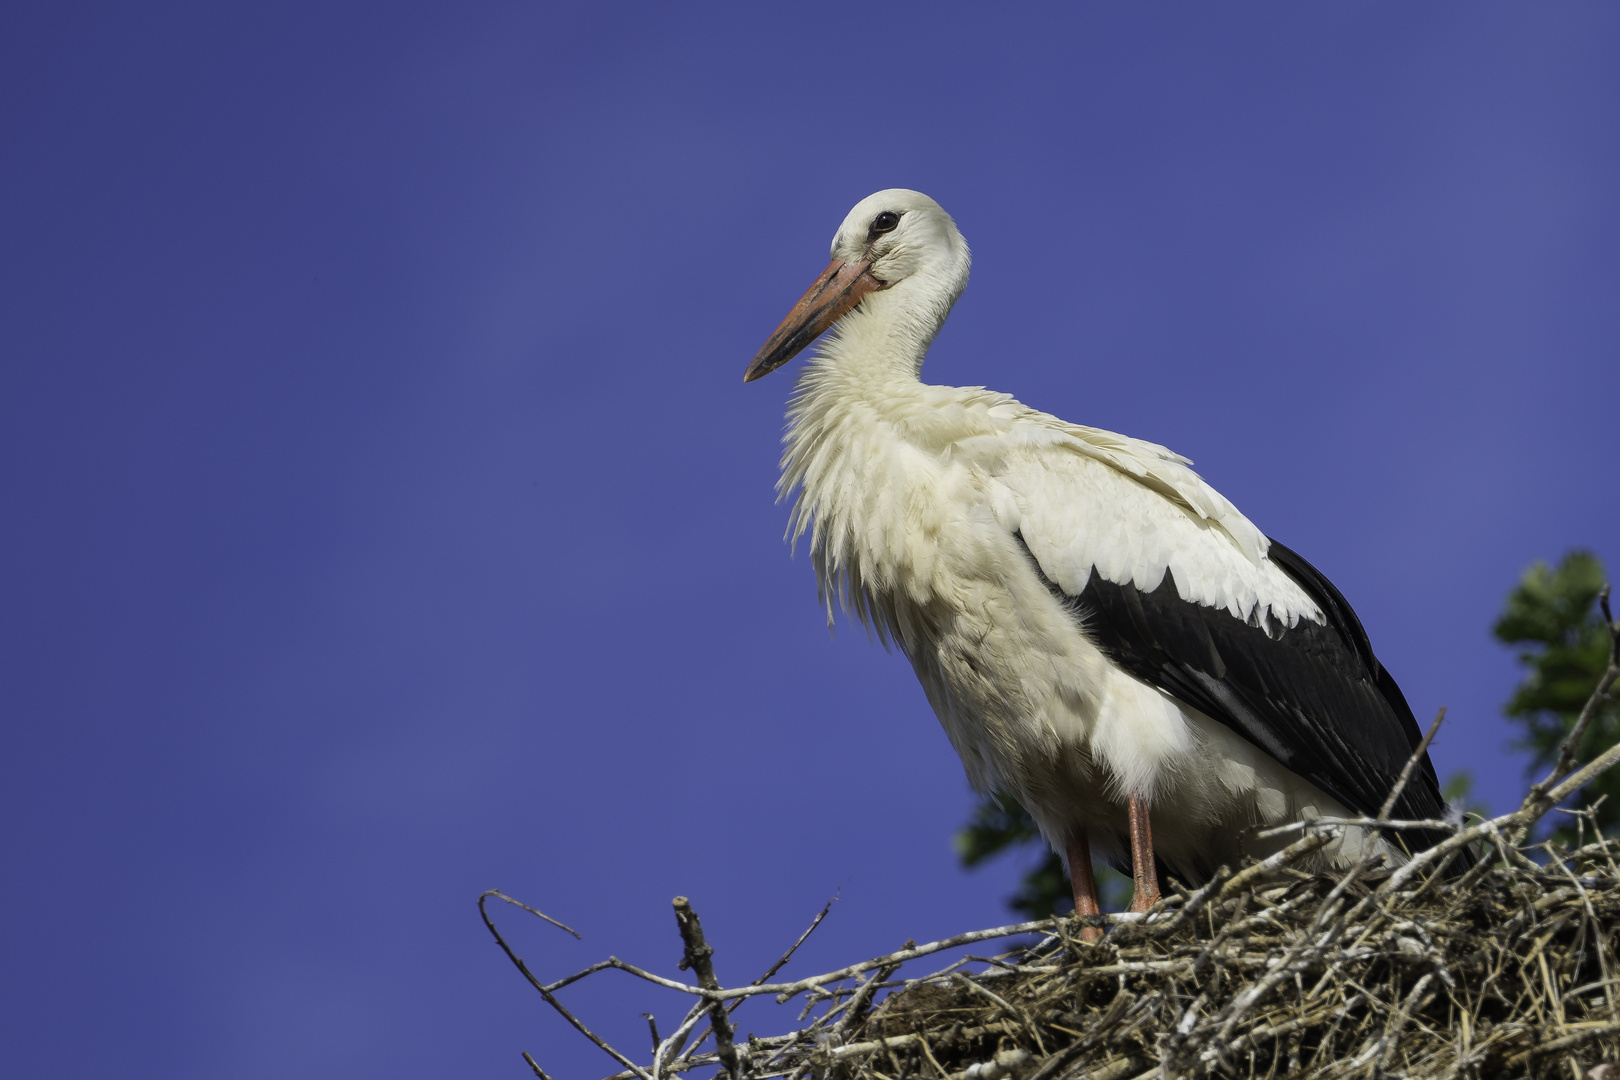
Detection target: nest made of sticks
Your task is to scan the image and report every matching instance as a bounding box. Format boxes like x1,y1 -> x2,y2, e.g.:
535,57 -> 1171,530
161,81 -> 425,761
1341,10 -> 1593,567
485,610 -> 1620,1080
484,816 -> 1620,1080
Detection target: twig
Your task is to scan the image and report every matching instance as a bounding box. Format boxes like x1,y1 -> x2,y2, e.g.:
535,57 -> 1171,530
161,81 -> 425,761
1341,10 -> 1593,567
1514,585 -> 1620,840
835,962 -> 900,1038
477,892 -> 653,1080
654,1001 -> 711,1080
951,972 -> 1044,1054
1381,740 -> 1620,897
756,901 -> 834,987
1022,990 -> 1133,1080
485,889 -> 583,939
673,896 -> 741,1078
1379,707 -> 1448,821
1376,971 -> 1435,1069
1217,830 -> 1336,901
753,919 -> 1058,1001
1253,817 -> 1457,840
678,901 -> 839,1058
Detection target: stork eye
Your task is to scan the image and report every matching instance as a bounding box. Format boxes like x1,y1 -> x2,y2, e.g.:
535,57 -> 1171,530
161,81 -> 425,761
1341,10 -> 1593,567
868,211 -> 901,239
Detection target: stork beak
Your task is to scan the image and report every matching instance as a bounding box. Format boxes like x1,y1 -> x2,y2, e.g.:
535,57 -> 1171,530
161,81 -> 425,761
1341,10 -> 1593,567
744,259 -> 884,382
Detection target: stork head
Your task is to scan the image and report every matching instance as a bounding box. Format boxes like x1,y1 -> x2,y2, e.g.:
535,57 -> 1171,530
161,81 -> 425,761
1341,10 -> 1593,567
744,189 -> 971,382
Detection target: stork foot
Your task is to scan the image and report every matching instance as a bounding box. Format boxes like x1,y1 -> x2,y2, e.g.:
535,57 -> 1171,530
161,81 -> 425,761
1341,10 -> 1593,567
1127,794 -> 1162,914
1065,830 -> 1104,943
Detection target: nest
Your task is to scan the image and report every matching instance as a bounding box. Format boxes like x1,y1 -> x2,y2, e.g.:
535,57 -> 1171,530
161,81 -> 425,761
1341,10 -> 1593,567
485,819 -> 1620,1080
486,640 -> 1620,1079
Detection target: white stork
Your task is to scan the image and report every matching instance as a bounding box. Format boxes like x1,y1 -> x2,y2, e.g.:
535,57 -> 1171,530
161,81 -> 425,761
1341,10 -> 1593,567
744,189 -> 1452,923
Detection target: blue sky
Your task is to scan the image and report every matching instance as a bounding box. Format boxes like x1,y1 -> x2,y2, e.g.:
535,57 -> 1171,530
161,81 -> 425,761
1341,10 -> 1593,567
2,4 -> 1617,1078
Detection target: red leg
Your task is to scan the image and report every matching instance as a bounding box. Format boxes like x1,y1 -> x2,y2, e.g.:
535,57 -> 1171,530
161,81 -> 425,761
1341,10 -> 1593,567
1065,830 -> 1103,943
1127,794 -> 1161,913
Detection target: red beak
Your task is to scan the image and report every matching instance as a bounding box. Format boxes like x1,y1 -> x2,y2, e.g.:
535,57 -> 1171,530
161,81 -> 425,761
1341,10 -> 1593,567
744,259 -> 885,382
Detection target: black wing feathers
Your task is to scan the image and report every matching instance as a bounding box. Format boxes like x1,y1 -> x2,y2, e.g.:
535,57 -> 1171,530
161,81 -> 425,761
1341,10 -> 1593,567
1264,539 -> 1431,764
1016,533 -> 1451,855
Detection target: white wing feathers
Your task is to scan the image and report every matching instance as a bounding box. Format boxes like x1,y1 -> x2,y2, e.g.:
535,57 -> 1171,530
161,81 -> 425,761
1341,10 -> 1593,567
780,376 -> 1320,632
976,405 -> 1321,629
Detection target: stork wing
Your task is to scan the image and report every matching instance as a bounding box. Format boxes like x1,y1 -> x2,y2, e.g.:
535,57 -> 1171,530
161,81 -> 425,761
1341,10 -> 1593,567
992,424 -> 1450,844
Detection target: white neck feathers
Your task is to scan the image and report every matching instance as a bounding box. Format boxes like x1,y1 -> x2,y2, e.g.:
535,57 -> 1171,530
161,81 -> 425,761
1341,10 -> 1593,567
773,263 -> 978,635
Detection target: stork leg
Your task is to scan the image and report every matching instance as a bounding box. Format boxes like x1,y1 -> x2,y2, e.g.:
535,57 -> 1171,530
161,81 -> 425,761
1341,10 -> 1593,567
1127,794 -> 1162,914
1065,830 -> 1104,943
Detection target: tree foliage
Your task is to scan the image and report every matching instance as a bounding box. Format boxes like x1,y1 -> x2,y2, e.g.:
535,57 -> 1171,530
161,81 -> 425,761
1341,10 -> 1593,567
1493,549 -> 1619,840
954,793 -> 1129,917
953,794 -> 1070,918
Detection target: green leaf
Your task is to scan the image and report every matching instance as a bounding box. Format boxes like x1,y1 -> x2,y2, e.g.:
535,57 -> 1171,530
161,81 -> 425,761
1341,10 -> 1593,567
955,793 -> 1133,916
1493,550 -> 1618,844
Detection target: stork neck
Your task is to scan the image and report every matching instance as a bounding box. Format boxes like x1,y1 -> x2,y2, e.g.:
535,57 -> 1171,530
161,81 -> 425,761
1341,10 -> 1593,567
818,266 -> 965,383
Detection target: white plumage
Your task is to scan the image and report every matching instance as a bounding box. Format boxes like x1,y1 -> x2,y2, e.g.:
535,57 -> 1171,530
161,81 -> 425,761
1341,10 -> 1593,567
745,189 -> 1449,914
